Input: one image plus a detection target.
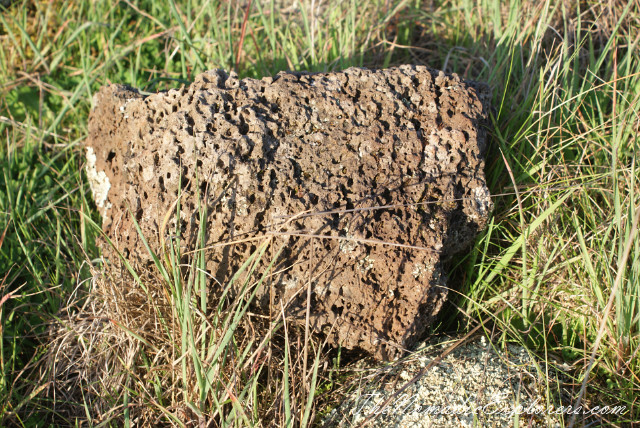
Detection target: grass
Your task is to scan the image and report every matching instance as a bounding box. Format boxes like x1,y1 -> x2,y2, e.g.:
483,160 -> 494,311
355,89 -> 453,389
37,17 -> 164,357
0,0 -> 639,426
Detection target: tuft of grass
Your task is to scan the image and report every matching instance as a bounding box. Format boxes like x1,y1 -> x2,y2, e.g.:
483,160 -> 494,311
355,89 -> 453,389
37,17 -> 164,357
42,183 -> 332,425
0,0 -> 639,426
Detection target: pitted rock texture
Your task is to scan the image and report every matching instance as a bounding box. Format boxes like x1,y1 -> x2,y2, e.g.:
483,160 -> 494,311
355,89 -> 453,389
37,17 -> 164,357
86,65 -> 491,360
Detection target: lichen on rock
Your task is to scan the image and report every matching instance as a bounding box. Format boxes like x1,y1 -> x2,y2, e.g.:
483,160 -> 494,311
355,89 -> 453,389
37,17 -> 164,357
85,146 -> 112,212
85,65 -> 492,360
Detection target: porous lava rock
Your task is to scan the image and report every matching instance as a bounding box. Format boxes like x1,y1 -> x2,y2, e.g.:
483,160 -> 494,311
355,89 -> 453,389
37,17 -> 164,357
85,65 -> 492,360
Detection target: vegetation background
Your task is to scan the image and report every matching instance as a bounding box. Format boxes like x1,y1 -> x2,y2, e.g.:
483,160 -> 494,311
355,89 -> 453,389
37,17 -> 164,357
0,0 -> 638,426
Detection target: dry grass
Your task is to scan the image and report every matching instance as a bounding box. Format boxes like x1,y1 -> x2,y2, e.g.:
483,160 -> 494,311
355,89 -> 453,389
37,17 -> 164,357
41,217 -> 335,426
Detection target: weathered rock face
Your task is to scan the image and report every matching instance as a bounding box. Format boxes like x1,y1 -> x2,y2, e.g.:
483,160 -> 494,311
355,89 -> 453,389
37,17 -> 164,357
86,65 -> 492,360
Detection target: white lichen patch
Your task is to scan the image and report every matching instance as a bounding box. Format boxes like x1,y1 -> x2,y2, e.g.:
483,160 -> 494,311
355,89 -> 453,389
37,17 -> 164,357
471,186 -> 492,220
142,165 -> 155,182
412,260 -> 438,279
339,227 -> 358,255
119,98 -> 136,119
357,255 -> 374,273
220,194 -> 249,216
283,277 -> 299,292
412,263 -> 427,279
339,236 -> 358,254
235,195 -> 249,216
85,147 -> 112,211
428,217 -> 438,230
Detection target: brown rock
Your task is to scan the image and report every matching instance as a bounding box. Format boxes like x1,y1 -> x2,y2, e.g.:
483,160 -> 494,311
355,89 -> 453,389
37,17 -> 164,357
85,65 -> 492,360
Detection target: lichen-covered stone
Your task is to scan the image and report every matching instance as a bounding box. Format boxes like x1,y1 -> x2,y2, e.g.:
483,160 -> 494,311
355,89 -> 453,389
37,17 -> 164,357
86,65 -> 491,360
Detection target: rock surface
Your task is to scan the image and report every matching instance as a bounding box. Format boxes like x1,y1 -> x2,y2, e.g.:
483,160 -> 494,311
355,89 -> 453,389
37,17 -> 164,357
85,65 -> 491,360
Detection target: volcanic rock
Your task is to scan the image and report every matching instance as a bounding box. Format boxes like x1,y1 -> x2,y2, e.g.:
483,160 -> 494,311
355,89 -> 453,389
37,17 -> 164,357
85,65 -> 492,360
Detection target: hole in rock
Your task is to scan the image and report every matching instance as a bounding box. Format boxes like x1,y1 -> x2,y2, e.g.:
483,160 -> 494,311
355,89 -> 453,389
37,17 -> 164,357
331,304 -> 344,316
